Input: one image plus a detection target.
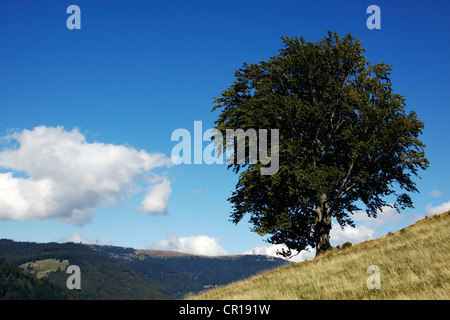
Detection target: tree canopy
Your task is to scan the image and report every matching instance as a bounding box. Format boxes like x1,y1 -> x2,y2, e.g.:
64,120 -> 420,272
212,31 -> 429,257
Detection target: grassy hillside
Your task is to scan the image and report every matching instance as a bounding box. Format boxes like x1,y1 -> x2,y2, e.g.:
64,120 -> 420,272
90,244 -> 290,299
193,211 -> 450,300
19,258 -> 70,279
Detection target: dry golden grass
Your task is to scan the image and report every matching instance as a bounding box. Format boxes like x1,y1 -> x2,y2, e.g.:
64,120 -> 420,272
192,211 -> 450,300
19,258 -> 70,279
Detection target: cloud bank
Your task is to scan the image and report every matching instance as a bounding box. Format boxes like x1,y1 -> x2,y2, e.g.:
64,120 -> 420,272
150,234 -> 228,256
60,232 -> 91,244
244,244 -> 316,263
426,200 -> 450,216
0,126 -> 172,225
330,224 -> 375,245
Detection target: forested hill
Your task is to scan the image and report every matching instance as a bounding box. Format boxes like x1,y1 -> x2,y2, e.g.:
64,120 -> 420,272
0,239 -> 169,300
0,258 -> 77,300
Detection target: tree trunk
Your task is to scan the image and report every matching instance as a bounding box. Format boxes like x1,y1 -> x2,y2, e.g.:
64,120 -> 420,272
315,193 -> 332,256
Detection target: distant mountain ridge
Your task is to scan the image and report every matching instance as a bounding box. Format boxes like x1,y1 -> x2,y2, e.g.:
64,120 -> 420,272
89,244 -> 290,299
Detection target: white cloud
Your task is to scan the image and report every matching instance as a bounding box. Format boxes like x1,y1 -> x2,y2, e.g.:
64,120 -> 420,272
244,244 -> 315,263
60,232 -> 90,244
351,205 -> 404,226
0,126 -> 172,225
150,234 -> 228,256
141,177 -> 172,214
330,223 -> 375,245
425,200 -> 450,216
429,190 -> 443,198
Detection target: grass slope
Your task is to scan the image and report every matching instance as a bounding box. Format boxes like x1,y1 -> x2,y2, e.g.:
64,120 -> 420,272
19,258 -> 70,279
193,211 -> 450,300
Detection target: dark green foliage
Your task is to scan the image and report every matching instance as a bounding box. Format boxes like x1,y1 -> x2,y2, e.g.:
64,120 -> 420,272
0,258 -> 77,300
341,242 -> 352,249
212,31 -> 429,257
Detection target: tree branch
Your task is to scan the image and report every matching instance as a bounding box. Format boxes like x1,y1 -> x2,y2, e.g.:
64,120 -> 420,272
328,155 -> 357,215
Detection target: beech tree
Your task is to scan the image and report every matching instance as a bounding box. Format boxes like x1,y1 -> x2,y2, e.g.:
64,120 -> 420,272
212,31 -> 429,257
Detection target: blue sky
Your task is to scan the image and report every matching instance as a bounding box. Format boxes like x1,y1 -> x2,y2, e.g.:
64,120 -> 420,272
0,0 -> 449,260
